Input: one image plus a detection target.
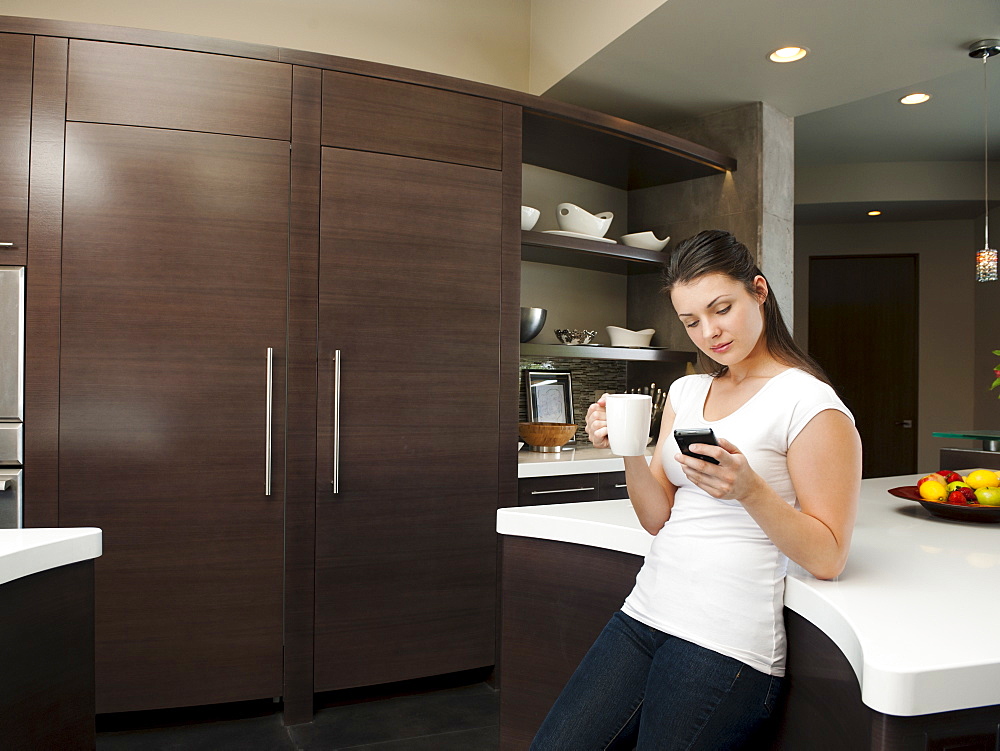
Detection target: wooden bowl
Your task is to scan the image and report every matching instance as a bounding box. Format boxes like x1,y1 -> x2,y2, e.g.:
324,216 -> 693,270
518,422 -> 577,451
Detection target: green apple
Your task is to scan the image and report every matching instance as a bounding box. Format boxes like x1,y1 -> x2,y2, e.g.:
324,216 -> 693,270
974,486 -> 1000,506
947,481 -> 972,492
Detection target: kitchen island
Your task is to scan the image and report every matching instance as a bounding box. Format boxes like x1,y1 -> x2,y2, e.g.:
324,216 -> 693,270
0,528 -> 102,750
498,473 -> 1000,750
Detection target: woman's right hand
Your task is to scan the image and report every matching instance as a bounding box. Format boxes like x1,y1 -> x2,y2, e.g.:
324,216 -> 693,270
585,393 -> 611,448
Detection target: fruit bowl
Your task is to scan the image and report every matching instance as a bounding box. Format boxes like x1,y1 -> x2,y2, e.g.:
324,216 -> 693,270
518,422 -> 577,453
887,486 -> 1000,523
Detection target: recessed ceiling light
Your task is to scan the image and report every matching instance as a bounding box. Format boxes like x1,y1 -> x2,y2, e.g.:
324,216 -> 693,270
768,46 -> 808,63
867,210 -> 882,216
899,93 -> 931,105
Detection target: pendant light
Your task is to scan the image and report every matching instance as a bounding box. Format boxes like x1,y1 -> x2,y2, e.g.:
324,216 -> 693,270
970,39 -> 998,282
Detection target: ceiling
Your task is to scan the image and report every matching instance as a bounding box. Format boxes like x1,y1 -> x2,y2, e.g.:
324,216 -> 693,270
541,0 -> 1000,220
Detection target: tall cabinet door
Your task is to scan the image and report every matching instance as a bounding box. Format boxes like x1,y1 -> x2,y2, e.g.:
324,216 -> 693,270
0,33 -> 32,257
316,148 -> 501,691
59,122 -> 289,713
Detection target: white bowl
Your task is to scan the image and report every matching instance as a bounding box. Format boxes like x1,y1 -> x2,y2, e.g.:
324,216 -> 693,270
521,206 -> 540,231
620,231 -> 670,251
606,326 -> 655,347
556,203 -> 613,237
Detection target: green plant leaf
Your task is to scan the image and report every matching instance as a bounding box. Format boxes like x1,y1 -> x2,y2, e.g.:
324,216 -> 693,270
992,377 -> 1000,389
994,350 -> 1000,356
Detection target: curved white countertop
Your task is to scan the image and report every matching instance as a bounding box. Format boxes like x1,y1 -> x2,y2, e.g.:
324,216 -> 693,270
0,528 -> 103,587
497,472 -> 1000,717
518,445 -> 653,478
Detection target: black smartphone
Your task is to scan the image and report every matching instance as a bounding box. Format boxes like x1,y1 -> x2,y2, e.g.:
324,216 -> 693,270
673,428 -> 720,464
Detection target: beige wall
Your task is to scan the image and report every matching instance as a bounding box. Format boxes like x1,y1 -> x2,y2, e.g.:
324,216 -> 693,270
794,220 -> 978,471
0,0 -> 531,90
528,0 -> 667,94
797,162 -> 1000,206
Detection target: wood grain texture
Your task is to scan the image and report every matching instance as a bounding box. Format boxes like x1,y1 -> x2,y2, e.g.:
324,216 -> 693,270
0,33 -> 32,259
0,15 -> 735,181
499,536 -> 642,749
23,35 -> 68,529
517,474 -> 602,505
322,70 -> 503,169
0,561 -> 95,751
67,39 -> 291,139
315,147 -> 501,692
58,123 -> 289,712
283,64 -> 322,726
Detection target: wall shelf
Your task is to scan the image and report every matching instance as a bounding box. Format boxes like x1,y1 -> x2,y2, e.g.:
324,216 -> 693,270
520,230 -> 666,274
520,343 -> 695,363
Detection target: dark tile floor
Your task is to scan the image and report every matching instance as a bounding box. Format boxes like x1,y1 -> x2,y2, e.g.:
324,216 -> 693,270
95,673 -> 500,751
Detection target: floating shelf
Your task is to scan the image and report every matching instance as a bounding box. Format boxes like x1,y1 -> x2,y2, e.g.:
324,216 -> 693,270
520,343 -> 696,363
520,230 -> 666,274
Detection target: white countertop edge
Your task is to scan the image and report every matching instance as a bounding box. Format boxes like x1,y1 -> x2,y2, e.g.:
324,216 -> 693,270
517,446 -> 653,478
0,528 -> 103,587
497,485 -> 1000,718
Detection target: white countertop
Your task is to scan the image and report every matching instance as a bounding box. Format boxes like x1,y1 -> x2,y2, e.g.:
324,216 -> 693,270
518,444 -> 653,477
497,472 -> 1000,717
0,528 -> 103,587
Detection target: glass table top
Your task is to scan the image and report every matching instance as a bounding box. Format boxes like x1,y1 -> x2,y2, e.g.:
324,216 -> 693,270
933,430 -> 1000,441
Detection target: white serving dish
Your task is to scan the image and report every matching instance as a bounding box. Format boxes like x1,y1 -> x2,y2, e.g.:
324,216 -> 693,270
542,230 -> 617,244
606,326 -> 655,347
620,231 -> 670,251
521,206 -> 540,231
556,203 -> 613,237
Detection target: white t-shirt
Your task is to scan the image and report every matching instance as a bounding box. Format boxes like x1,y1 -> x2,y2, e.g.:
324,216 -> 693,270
621,368 -> 853,676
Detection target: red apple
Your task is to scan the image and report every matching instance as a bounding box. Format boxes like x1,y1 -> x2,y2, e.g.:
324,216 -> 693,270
938,470 -> 963,484
917,473 -> 947,488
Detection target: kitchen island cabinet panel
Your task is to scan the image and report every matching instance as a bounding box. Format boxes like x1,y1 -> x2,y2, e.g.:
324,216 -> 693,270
0,33 -> 32,260
322,71 -> 503,170
58,122 -> 289,713
315,147 -> 501,691
67,40 -> 291,140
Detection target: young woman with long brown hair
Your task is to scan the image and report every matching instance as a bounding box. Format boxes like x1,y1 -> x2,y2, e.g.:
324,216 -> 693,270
530,229 -> 862,750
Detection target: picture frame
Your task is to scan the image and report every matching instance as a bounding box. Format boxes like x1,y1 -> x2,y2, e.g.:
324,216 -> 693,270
524,370 -> 575,432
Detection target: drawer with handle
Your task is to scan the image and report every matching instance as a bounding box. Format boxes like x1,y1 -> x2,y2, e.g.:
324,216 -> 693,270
599,471 -> 628,500
518,474 -> 601,506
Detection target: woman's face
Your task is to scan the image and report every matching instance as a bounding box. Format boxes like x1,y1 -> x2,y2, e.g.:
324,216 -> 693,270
670,272 -> 768,367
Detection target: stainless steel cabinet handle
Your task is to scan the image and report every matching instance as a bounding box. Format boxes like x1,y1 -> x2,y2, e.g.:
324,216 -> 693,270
530,487 -> 596,495
265,347 -> 273,496
332,350 -> 341,493
0,480 -> 9,491
0,242 -> 15,248
614,483 -> 628,488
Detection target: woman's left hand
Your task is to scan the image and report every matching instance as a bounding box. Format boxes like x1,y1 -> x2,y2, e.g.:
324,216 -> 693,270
674,437 -> 764,503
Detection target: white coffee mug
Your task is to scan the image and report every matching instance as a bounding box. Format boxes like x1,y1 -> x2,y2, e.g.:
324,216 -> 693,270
605,394 -> 652,456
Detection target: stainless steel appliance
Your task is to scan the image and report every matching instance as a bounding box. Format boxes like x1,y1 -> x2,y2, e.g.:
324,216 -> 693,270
0,266 -> 24,527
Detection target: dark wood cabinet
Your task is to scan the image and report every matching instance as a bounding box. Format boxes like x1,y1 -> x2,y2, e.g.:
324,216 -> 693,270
321,71 -> 503,169
67,40 -> 292,139
0,33 -> 32,260
314,146 -> 501,691
518,470 -> 628,505
0,14 -> 735,721
58,122 -> 290,713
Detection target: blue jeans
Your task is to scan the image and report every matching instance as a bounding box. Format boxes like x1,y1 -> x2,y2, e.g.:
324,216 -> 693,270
530,611 -> 783,751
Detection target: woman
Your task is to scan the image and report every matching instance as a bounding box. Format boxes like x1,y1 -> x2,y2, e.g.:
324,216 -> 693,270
530,230 -> 862,750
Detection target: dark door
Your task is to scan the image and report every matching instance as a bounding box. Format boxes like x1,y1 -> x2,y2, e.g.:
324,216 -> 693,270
59,123 -> 289,712
808,255 -> 918,478
0,33 -> 32,255
315,147 -> 501,691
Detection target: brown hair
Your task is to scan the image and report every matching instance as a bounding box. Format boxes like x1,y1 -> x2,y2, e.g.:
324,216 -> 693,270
662,229 -> 831,385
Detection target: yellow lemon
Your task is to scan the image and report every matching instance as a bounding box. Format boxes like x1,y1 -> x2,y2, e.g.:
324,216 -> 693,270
965,470 -> 1000,490
918,480 -> 948,501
